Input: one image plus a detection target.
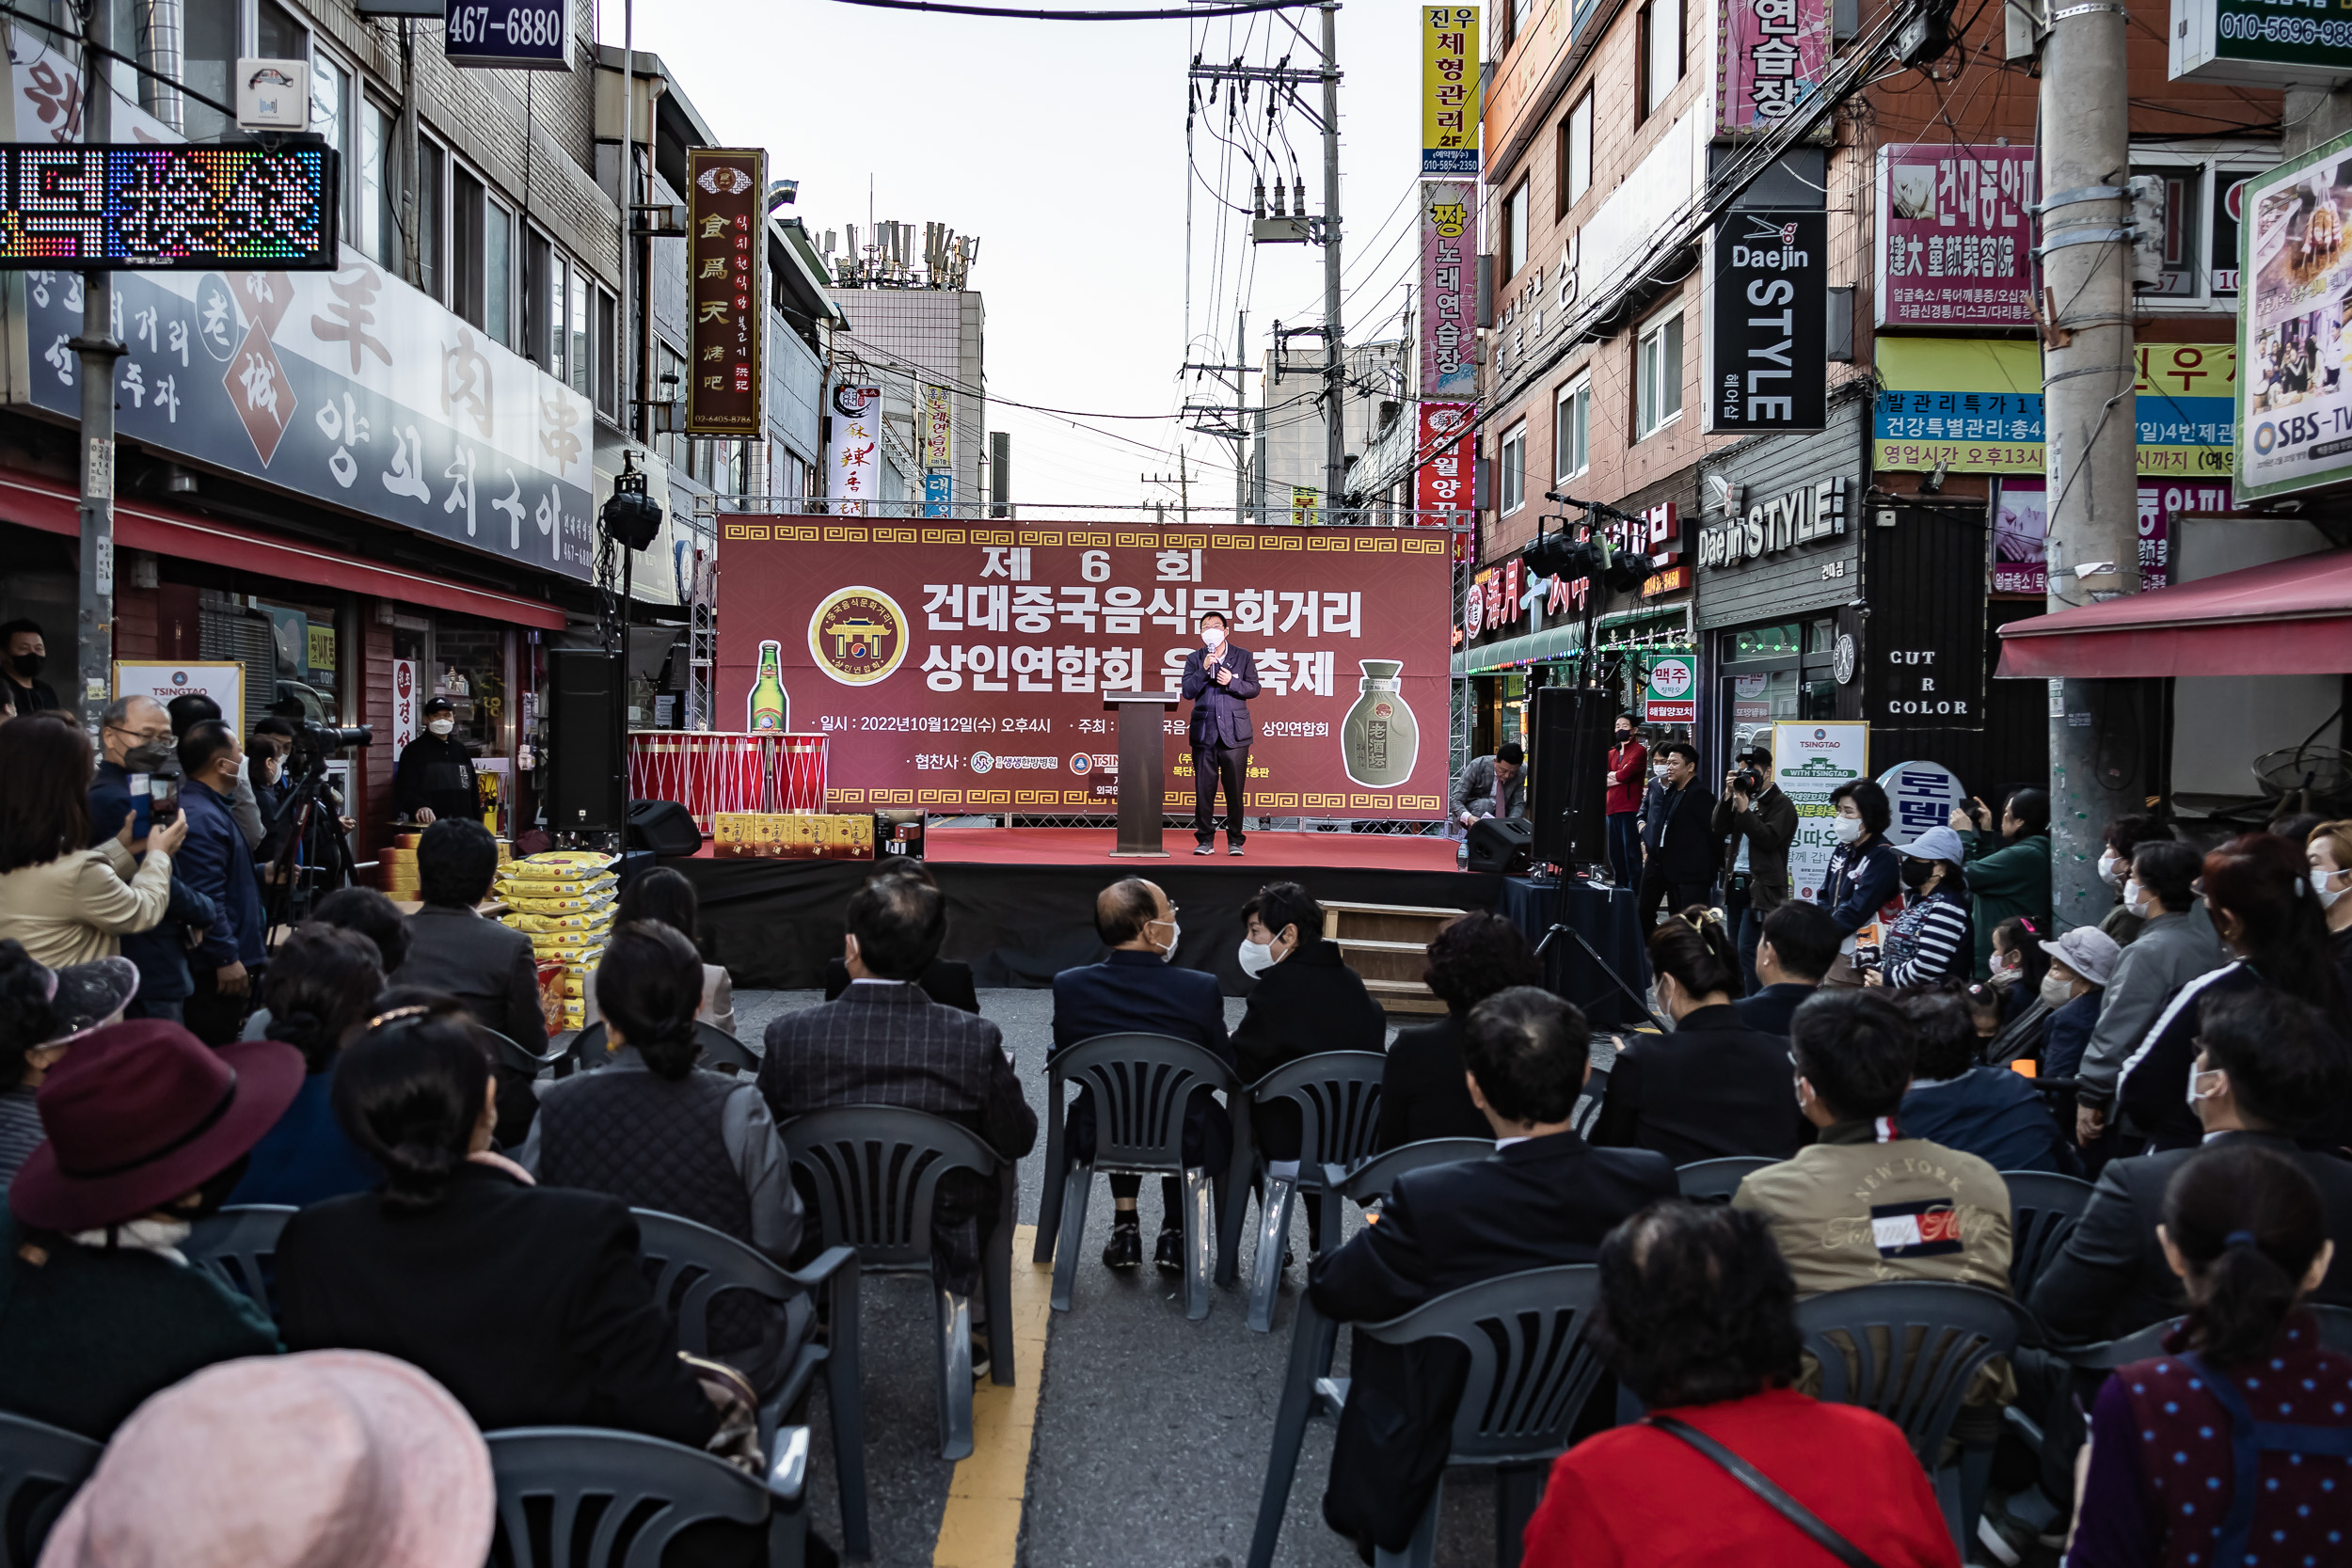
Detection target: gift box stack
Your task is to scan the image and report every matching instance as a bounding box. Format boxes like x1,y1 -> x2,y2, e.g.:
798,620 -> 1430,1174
495,850 -> 618,1034
709,813 -> 874,861
376,833 -> 510,900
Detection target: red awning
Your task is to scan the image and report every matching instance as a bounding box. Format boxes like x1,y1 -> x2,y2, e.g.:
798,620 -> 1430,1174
0,471 -> 569,630
1995,548 -> 2352,678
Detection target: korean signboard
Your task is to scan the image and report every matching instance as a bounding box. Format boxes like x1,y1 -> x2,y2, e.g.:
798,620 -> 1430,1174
1874,337 -> 2237,477
2170,0 -> 2352,86
1643,653 -> 1698,724
445,0 -> 573,71
1773,719 -> 1868,902
685,148 -> 766,438
922,386 -> 952,470
922,472 -> 952,518
1994,477 -> 2224,593
1717,0 -> 1830,134
826,385 -> 882,513
715,521 -> 1455,818
1419,182 -> 1477,401
1876,761 -> 1965,848
0,145 -> 334,270
1415,401 -> 1474,521
2239,126 -> 2352,499
1706,210 -> 1827,433
1875,145 -> 2037,328
1421,7 -> 1481,176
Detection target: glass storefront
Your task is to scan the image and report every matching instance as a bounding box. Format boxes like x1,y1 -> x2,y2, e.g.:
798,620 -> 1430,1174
1719,617 -> 1840,765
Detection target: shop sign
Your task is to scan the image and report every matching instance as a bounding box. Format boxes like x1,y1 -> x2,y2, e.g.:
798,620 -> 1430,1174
1291,485 -> 1321,526
922,387 -> 953,470
1876,760 -> 1965,847
1415,401 -> 1475,520
1995,478 -> 2220,592
2170,0 -> 2352,87
1718,0 -> 1830,134
1421,7 -> 1482,176
2239,125 -> 2352,499
0,144 -> 335,270
445,0 -> 573,71
826,385 -> 882,513
1774,719 -> 1868,901
1876,338 -> 2236,476
1642,563 -> 1691,596
1875,145 -> 2036,329
1643,653 -> 1697,723
390,658 -> 421,751
113,660 -> 241,724
921,471 -> 953,518
1696,476 -> 1847,568
1707,210 -> 1828,432
1419,185 -> 1478,401
685,147 -> 766,438
1603,500 -> 1683,562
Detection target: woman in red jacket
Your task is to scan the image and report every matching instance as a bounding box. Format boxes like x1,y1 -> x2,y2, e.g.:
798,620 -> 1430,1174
1522,1201 -> 1959,1568
1604,714 -> 1649,887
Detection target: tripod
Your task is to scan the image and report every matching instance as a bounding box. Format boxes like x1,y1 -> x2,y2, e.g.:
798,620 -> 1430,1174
263,750 -> 357,932
1533,884 -> 1664,1034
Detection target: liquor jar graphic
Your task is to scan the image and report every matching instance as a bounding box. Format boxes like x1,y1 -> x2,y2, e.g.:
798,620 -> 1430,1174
1342,659 -> 1420,787
747,641 -> 789,732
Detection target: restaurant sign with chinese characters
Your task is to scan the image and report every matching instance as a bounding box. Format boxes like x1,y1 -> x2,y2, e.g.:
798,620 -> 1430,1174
12,262 -> 596,579
1873,337 -> 2236,477
685,147 -> 766,438
1875,145 -> 2037,328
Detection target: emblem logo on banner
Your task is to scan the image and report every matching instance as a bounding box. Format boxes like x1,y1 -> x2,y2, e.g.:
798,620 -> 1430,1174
807,587 -> 909,686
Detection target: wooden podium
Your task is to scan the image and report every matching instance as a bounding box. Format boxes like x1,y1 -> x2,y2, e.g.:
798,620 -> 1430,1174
1103,689 -> 1184,857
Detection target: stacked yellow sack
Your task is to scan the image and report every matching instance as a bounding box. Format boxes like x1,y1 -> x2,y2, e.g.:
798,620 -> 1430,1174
496,852 -> 621,1031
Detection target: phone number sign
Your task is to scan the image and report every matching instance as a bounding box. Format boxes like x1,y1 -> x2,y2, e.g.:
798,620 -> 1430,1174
0,145 -> 335,269
446,0 -> 572,71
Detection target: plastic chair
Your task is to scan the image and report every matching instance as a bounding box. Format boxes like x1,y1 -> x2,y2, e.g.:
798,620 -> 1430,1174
1032,1032 -> 1247,1320
1235,1050 -> 1387,1333
569,1020 -> 757,1076
2000,1169 -> 2094,1310
783,1105 -> 1014,1461
628,1210 -> 868,1560
0,1412 -> 101,1568
183,1203 -> 296,1318
2314,1302 -> 2352,1354
1673,1155 -> 1776,1203
1325,1136 -> 1497,1210
484,1026 -> 567,1079
485,1424 -> 811,1568
1794,1281 -> 2033,1556
1247,1264 -> 1608,1568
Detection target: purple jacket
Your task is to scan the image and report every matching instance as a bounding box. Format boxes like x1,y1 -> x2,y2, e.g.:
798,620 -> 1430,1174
1180,642 -> 1261,749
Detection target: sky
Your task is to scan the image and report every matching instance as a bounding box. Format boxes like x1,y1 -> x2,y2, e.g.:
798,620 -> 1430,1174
596,0 -> 1430,516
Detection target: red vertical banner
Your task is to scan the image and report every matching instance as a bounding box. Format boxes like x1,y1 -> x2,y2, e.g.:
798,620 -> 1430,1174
686,148 -> 767,436
1415,401 -> 1475,522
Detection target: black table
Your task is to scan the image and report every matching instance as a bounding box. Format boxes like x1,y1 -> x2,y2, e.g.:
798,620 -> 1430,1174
1498,876 -> 1649,1028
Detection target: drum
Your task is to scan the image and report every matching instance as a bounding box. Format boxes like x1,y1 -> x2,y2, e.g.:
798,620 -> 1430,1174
626,732 -> 768,832
770,733 -> 828,813
626,733 -> 689,819
709,734 -> 765,821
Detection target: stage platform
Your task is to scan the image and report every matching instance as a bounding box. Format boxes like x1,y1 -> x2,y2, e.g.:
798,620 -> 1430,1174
922,825 -> 1461,872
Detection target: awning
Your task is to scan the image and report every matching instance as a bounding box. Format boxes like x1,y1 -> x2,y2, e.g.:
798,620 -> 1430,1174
1454,603 -> 1692,675
0,472 -> 569,630
1994,547 -> 2352,678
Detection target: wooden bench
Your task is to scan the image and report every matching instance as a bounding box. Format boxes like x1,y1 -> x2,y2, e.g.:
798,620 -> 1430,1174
1321,900 -> 1466,1016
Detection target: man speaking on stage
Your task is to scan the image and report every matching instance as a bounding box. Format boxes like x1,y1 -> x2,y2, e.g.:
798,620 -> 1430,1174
1181,610 -> 1261,856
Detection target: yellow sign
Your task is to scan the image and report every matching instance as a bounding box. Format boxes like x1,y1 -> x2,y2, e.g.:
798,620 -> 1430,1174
306,625 -> 336,671
805,586 -> 909,687
1421,7 -> 1481,176
1290,485 -> 1320,526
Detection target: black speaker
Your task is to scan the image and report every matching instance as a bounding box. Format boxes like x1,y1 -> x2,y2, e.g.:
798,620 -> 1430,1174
546,648 -> 626,833
1530,685 -> 1612,867
628,798 -> 703,856
1466,815 -> 1534,873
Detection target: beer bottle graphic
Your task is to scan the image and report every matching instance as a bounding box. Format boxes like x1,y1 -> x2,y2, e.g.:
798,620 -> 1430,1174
748,641 -> 789,732
1342,659 -> 1420,787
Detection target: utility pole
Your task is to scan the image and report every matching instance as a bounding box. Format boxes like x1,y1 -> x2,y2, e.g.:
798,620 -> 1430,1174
1235,309 -> 1248,523
1141,451 -> 1193,527
399,19 -> 421,287
2038,0 -> 2139,931
73,0 -> 123,734
1318,0 -> 1343,523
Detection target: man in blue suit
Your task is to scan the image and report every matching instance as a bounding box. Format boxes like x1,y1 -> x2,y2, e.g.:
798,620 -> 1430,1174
1180,610 -> 1261,856
175,720 -> 268,1046
1051,877 -> 1234,1273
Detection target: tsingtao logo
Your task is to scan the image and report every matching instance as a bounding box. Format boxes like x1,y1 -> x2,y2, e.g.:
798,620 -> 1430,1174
807,586 -> 908,687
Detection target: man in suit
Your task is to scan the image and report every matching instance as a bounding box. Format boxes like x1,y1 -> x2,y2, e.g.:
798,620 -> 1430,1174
1311,987 -> 1677,1560
2030,986 -> 2352,1342
1733,899 -> 1838,1036
1180,610 -> 1261,856
818,863 -> 978,1012
173,721 -> 266,1046
399,817 -> 548,1144
762,872 -> 1036,1312
1638,741 -> 1717,927
1052,877 -> 1233,1273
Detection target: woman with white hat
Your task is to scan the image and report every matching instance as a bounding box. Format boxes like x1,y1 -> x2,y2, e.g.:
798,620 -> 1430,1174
0,941 -> 140,1189
2040,925 -> 2122,1083
1866,825 -> 1975,990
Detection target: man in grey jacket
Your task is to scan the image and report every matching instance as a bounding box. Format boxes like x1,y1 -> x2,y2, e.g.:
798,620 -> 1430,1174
2073,839 -> 2225,1148
1451,742 -> 1525,828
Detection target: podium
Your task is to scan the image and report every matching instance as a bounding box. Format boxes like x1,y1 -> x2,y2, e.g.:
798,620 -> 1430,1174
1103,689 -> 1184,857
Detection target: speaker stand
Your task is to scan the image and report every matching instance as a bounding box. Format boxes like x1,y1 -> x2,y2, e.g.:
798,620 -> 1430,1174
1535,894 -> 1665,1034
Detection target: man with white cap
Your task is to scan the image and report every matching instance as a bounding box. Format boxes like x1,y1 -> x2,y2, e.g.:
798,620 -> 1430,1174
2040,926 -> 2122,1085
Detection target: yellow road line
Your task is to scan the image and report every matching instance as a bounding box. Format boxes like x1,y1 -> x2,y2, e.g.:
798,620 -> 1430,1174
931,1223 -> 1052,1568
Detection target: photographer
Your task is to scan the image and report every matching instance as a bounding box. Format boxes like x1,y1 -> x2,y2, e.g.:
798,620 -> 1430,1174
1710,746 -> 1798,993
393,697 -> 479,827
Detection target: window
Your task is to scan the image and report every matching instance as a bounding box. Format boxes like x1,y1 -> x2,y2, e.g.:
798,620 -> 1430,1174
181,0 -> 236,142
257,0 -> 308,57
485,200 -> 515,348
523,230 -> 555,373
359,98 -> 397,272
568,263 -> 591,398
656,341 -> 688,471
1554,379 -> 1590,481
1500,420 -> 1527,515
596,287 -> 619,418
1640,0 -> 1684,121
453,166 -> 485,327
418,140 -> 447,303
310,52 -> 355,242
1502,180 -> 1530,281
1636,306 -> 1683,436
1559,91 -> 1593,214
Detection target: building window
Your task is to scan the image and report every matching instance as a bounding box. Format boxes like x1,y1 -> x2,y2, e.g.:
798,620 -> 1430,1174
1555,379 -> 1590,481
361,98 -> 397,272
1640,0 -> 1683,122
656,341 -> 688,471
310,51 -> 355,243
568,263 -> 591,398
1560,91 -> 1593,214
418,139 -> 447,303
596,287 -> 619,418
1636,306 -> 1683,437
453,166 -> 485,327
485,199 -> 515,348
258,0 -> 308,56
180,0 -> 236,142
524,231 -> 556,375
1502,179 -> 1530,281
1500,420 -> 1527,515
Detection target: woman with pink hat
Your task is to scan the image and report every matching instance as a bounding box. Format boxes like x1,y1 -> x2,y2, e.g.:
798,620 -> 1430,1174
0,1019 -> 303,1437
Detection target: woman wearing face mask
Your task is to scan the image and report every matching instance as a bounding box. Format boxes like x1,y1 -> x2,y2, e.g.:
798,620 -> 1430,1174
2038,926 -> 2122,1084
1814,780 -> 1901,983
1862,826 -> 1974,990
2113,834 -> 2350,1153
1982,918 -> 2058,1062
1947,787 -> 2053,978
2096,814 -> 2167,945
2304,820 -> 2352,1006
390,696 -> 478,828
1592,909 -> 1808,1164
2074,839 -> 2229,1152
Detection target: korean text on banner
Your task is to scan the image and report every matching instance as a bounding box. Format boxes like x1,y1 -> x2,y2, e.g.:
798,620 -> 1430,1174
1643,654 -> 1698,725
1994,478 -> 2218,593
828,385 -> 882,514
1415,403 -> 1475,521
923,387 -> 953,470
2239,125 -> 2352,499
713,522 -> 1455,819
1419,182 -> 1478,401
1717,0 -> 1829,135
390,658 -> 421,750
1874,338 -> 2237,478
685,148 -> 766,437
1773,719 -> 1867,903
1421,7 -> 1481,176
1876,145 -> 2037,328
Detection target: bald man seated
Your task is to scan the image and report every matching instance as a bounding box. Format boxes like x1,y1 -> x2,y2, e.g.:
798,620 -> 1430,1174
1050,878 -> 1236,1273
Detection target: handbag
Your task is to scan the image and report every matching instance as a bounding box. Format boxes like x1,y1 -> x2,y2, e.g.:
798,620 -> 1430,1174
1645,1414 -> 1889,1568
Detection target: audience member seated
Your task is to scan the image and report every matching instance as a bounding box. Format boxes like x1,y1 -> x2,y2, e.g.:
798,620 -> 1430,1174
1867,825 -> 1975,989
1984,915 -> 2054,1051
1310,987 -> 1677,1561
1232,880 -> 1385,1246
1520,1202 -> 1961,1568
820,860 -> 979,1013
529,922 -> 799,1361
1051,878 -> 1233,1275
2308,817 -> 2352,1004
0,942 -> 135,1188
39,1351 -> 495,1568
278,1005 -> 722,1449
308,884 -> 412,974
615,866 -> 738,1036
1375,911 -> 1536,1149
2065,1144 -> 2348,1568
1593,909 -> 1807,1164
0,1020 -> 294,1438
0,713 -> 180,971
1732,899 -> 1839,1037
762,873 -> 1032,1335
2029,987 -> 2352,1344
2038,926 -> 2120,1082
1892,987 -> 2075,1175
399,817 -> 548,1144
229,925 -> 384,1207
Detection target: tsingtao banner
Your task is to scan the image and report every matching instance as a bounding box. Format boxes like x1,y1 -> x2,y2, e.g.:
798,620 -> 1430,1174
714,521 -> 1454,817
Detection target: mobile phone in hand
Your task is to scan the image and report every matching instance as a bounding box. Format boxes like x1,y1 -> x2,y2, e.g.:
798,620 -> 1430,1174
148,773 -> 181,827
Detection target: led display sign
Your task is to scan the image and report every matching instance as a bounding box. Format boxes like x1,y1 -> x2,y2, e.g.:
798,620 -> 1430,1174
0,144 -> 336,270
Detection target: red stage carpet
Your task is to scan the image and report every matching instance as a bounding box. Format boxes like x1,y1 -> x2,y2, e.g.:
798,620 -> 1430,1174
920,826 -> 1459,872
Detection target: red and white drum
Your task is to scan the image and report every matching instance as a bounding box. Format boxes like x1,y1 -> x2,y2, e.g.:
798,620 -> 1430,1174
627,732 -> 769,831
769,733 -> 828,813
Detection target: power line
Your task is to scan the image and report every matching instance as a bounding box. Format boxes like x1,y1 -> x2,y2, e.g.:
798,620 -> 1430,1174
825,0 -> 1309,17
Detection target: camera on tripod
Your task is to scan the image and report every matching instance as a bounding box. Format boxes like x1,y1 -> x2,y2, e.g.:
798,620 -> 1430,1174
295,720 -> 373,755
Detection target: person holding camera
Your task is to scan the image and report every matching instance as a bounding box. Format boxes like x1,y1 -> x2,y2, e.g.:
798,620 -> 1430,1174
1710,746 -> 1797,993
394,696 -> 480,827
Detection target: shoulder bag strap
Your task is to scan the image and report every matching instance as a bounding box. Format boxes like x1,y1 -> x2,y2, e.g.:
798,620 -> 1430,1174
1646,1414 -> 1890,1568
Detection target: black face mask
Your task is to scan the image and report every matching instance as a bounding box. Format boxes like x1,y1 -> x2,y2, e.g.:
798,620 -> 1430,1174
1900,859 -> 1935,890
9,652 -> 40,679
124,739 -> 174,773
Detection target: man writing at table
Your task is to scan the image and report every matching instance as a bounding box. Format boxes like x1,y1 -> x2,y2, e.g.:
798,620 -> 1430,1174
1181,611 -> 1260,857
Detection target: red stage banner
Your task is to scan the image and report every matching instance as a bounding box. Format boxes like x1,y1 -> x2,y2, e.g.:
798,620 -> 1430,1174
715,521 -> 1455,818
